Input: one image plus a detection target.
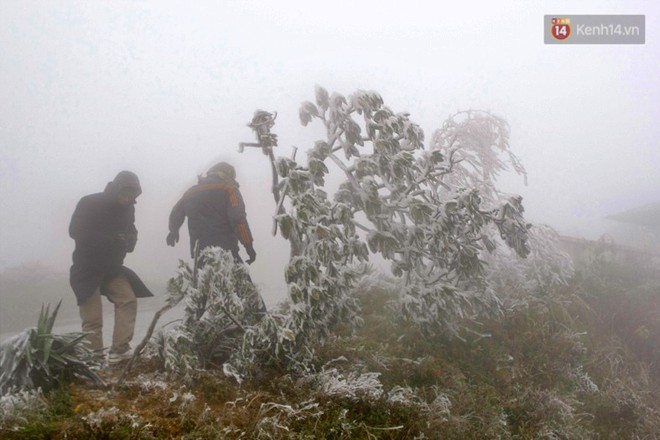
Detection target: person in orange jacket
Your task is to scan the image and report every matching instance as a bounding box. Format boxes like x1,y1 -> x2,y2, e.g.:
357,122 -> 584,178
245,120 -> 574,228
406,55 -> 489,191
166,162 -> 256,264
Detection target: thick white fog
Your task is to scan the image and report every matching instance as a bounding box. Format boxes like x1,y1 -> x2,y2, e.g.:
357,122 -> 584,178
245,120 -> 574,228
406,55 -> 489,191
1,1 -> 658,312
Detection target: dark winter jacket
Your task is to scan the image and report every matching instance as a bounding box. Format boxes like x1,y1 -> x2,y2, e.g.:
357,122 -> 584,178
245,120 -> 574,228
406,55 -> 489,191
69,178 -> 152,305
168,175 -> 253,259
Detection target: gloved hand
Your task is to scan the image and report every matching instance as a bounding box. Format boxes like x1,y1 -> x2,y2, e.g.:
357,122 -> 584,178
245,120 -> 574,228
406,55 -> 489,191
245,244 -> 256,265
166,231 -> 179,247
114,232 -> 137,253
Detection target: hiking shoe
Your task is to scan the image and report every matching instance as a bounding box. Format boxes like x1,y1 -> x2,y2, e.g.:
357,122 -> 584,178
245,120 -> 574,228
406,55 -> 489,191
108,349 -> 132,364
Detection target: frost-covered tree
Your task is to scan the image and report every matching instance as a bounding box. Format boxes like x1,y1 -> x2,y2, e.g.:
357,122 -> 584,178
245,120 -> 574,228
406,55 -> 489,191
483,224 -> 575,301
254,87 -> 532,339
429,110 -> 573,300
160,87 -> 572,379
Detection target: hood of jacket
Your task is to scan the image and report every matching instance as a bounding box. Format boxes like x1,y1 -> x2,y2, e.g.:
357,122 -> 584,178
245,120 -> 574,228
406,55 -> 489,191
104,171 -> 142,198
197,173 -> 239,188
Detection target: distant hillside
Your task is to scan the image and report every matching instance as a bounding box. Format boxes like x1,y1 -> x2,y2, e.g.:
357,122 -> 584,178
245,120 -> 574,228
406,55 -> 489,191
0,264 -> 76,336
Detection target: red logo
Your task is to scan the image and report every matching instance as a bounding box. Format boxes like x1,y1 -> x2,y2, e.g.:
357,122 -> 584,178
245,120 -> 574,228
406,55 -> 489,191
551,18 -> 571,40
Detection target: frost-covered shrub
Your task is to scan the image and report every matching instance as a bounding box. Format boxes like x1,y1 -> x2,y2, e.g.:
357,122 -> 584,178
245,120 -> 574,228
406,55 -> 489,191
79,406 -> 148,437
0,302 -> 102,395
315,368 -> 384,401
484,224 -> 574,301
254,400 -> 325,439
505,388 -> 588,439
430,111 -> 573,301
156,248 -> 265,377
227,261 -> 366,376
0,389 -> 47,430
569,366 -> 599,394
157,243 -> 364,378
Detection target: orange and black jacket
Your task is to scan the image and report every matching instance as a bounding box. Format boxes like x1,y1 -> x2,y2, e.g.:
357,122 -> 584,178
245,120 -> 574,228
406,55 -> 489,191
168,175 -> 253,259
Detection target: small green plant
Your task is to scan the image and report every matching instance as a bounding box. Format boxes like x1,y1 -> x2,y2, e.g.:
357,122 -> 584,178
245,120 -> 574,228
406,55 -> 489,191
0,301 -> 103,396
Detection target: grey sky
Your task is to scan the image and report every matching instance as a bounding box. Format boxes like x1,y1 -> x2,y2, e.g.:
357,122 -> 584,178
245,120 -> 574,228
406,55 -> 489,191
1,1 -> 658,304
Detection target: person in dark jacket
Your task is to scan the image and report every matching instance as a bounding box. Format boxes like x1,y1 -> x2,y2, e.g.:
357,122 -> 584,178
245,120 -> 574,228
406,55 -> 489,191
166,162 -> 256,264
69,171 -> 152,363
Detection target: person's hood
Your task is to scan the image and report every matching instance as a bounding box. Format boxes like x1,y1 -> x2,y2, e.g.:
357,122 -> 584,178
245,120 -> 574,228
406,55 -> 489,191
104,171 -> 142,197
197,173 -> 239,188
204,162 -> 238,186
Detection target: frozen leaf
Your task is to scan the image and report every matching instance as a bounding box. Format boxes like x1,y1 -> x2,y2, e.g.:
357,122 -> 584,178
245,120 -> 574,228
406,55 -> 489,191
315,85 -> 329,111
